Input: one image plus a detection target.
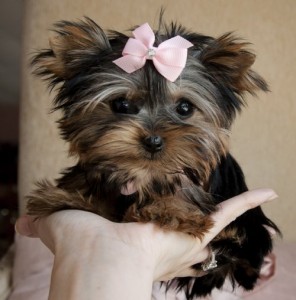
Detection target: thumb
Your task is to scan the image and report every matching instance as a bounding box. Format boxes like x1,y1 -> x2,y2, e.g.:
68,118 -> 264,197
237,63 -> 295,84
201,189 -> 278,247
15,214 -> 56,252
15,215 -> 40,238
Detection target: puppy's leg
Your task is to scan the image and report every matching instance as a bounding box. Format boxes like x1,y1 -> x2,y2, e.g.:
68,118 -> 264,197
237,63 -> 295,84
26,181 -> 98,218
124,196 -> 213,239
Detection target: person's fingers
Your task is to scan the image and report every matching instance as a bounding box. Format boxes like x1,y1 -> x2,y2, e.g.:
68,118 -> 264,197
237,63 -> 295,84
201,188 -> 278,247
15,215 -> 40,238
175,268 -> 207,278
157,247 -> 209,281
158,267 -> 206,281
153,235 -> 210,282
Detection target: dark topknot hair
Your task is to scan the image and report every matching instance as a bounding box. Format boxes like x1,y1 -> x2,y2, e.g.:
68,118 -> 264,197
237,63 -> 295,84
31,17 -> 268,127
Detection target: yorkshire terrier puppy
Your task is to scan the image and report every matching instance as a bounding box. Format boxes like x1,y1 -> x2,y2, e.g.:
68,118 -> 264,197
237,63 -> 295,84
27,17 -> 279,298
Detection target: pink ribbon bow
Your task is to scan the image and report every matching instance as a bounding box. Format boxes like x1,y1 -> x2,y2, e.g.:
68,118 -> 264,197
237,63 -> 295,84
113,23 -> 193,82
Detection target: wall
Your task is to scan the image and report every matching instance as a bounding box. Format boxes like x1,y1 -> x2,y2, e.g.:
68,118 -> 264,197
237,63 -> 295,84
0,1 -> 23,142
0,104 -> 19,143
20,0 -> 296,241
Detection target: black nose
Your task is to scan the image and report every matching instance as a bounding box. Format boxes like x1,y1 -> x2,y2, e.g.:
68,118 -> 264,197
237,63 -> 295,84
143,135 -> 164,153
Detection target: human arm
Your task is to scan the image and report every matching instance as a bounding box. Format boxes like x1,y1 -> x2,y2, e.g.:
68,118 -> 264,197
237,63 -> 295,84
15,189 -> 277,300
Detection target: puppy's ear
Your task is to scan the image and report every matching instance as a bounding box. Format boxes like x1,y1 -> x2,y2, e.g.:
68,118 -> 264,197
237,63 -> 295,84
31,17 -> 111,83
200,33 -> 268,95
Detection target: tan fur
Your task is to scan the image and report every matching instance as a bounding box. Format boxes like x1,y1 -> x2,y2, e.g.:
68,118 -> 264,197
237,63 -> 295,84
200,33 -> 268,95
26,181 -> 101,217
124,194 -> 214,238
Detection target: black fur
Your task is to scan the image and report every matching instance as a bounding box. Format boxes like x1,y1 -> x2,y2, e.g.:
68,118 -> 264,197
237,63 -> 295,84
174,154 -> 279,297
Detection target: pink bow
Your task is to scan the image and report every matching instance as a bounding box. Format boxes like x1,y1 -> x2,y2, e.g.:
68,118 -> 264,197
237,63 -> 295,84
113,23 -> 193,82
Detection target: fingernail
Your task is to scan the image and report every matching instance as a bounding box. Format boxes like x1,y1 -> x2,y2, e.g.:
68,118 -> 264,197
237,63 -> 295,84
14,223 -> 19,234
263,225 -> 277,236
15,215 -> 34,236
266,192 -> 278,202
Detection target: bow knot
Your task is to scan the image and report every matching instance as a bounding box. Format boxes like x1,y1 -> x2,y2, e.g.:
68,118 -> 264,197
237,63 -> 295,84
147,48 -> 156,59
113,23 -> 193,82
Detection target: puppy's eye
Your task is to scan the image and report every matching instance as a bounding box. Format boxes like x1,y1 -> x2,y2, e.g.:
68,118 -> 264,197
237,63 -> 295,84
175,99 -> 194,118
111,98 -> 139,115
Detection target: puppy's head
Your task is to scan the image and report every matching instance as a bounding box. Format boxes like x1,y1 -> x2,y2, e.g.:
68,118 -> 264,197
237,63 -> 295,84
32,17 -> 267,196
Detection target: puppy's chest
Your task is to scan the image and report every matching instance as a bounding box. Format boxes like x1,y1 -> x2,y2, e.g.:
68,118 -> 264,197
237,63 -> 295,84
57,166 -> 217,229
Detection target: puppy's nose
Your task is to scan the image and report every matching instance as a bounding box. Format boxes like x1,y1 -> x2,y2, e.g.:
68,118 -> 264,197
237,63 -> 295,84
142,135 -> 164,153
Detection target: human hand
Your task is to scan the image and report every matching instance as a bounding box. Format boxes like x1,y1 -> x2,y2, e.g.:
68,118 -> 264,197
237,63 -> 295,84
15,189 -> 277,300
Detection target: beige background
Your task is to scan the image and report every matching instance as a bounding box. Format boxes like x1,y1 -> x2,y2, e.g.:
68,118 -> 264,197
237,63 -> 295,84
20,0 -> 296,241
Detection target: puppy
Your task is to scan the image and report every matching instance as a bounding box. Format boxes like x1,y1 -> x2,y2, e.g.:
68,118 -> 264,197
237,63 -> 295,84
27,17 -> 279,298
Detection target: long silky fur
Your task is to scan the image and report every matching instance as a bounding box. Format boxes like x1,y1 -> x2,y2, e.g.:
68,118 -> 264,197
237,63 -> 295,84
27,16 -> 280,299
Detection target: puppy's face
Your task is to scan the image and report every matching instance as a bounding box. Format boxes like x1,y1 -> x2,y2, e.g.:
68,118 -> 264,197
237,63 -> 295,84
63,74 -> 229,194
32,18 -> 267,195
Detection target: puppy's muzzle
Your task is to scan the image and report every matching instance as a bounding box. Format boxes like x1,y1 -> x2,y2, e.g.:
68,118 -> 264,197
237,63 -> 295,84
142,135 -> 164,153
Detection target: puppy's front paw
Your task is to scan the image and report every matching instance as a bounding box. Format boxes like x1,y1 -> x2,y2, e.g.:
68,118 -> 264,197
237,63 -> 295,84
124,199 -> 213,238
26,181 -> 98,218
